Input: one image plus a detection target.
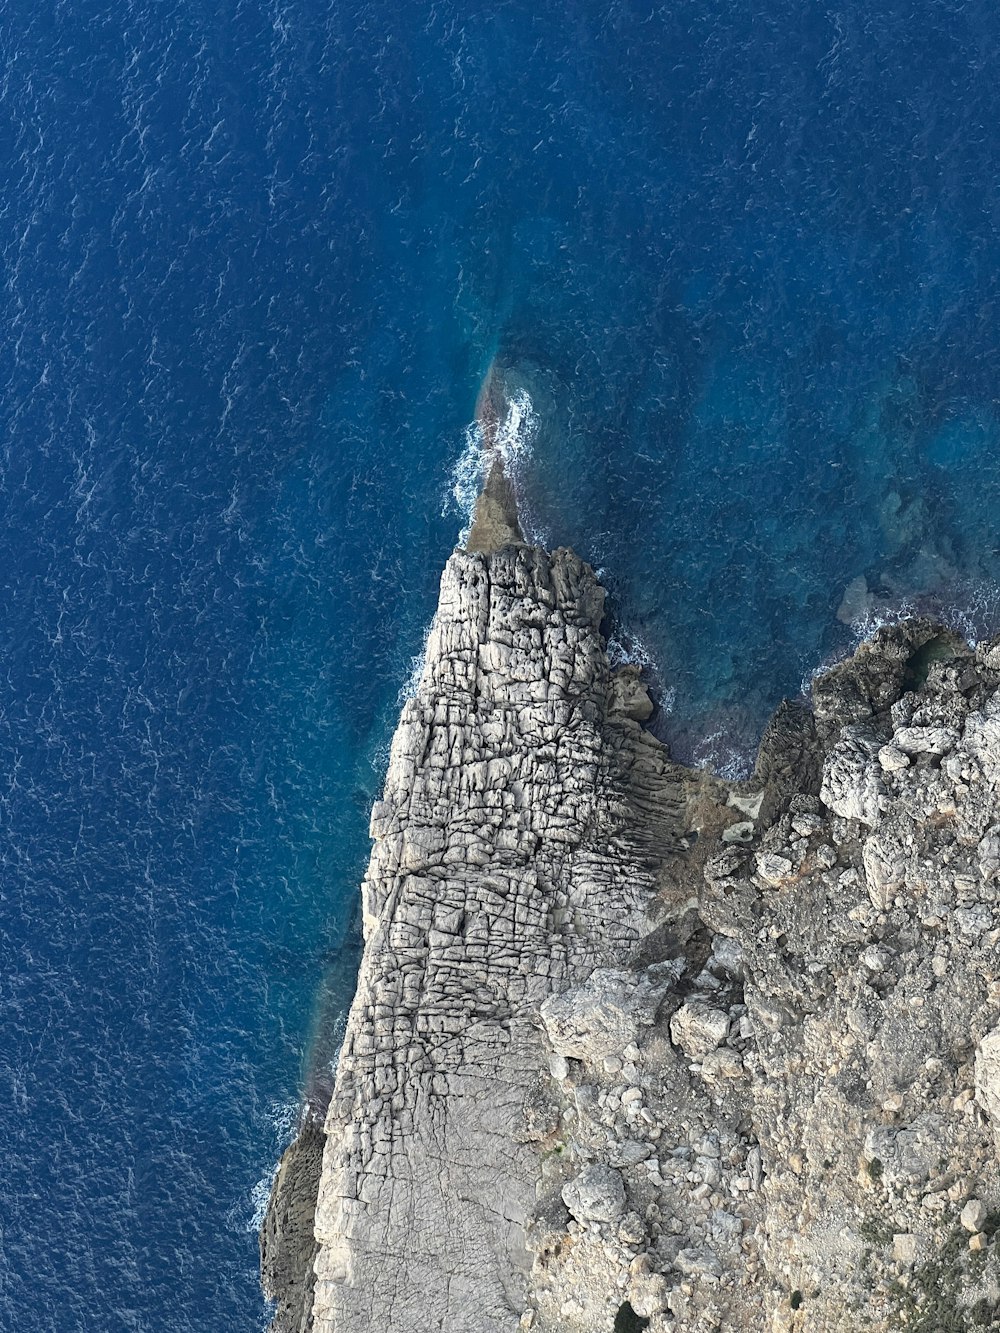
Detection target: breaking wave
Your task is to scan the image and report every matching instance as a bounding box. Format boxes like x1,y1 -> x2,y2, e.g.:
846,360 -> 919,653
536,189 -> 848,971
445,387 -> 539,545
396,626 -> 432,706
692,730 -> 754,783
244,1100 -> 300,1234
799,581 -> 1000,700
606,629 -> 658,673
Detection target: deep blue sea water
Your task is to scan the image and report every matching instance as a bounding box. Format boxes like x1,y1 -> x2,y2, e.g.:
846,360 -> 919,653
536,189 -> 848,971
4,1 -> 1000,1327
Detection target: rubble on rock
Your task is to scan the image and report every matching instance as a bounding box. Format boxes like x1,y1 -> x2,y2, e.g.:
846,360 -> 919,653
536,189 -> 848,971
263,470 -> 1000,1333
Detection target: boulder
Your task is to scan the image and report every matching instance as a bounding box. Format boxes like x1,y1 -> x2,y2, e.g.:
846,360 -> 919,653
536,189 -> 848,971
540,968 -> 669,1063
862,1115 -> 945,1189
670,1002 -> 731,1060
561,1164 -> 626,1224
892,725 -> 958,756
820,727 -> 885,826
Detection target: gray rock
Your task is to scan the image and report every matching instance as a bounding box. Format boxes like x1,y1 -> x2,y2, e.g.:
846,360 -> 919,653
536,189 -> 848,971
862,831 -> 906,910
280,459 -> 717,1333
540,968 -> 670,1064
465,455 -> 524,554
755,851 -> 793,884
547,1052 -> 569,1082
266,453 -> 1000,1333
629,1270 -> 670,1318
976,1024 -> 1000,1151
961,1199 -> 988,1233
878,743 -> 910,772
953,905 -> 991,936
670,1003 -> 730,1060
978,826 -> 1000,881
893,1232 -> 927,1265
610,664 -> 654,722
674,1246 -> 723,1279
701,1048 -> 744,1081
961,710 -> 1000,782
562,1164 -> 627,1224
722,820 -> 755,844
525,1191 -> 571,1256
709,935 -> 745,980
820,727 -> 885,826
893,725 -> 959,756
617,1210 -> 647,1246
259,1114 -> 325,1333
863,1116 -> 946,1189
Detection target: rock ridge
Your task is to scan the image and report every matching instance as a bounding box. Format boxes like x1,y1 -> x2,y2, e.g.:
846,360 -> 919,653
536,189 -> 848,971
262,508 -> 717,1331
262,513 -> 1000,1332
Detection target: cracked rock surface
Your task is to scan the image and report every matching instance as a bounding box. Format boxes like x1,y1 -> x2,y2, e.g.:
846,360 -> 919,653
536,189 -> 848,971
262,508 -> 1000,1332
263,524 -> 709,1333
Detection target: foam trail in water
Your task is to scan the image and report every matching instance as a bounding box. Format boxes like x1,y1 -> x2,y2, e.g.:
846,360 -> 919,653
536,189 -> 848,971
795,582 -> 1000,702
445,388 -> 539,546
797,599 -> 920,699
847,600 -> 919,649
244,1099 -> 300,1233
606,630 -> 658,674
934,580 -> 1000,645
397,621 -> 434,706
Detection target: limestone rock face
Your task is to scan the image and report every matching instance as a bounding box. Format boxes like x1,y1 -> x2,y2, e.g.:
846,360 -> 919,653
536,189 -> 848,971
819,725 -> 884,825
260,1114 -> 324,1333
466,457 -> 524,554
694,628 -> 1000,1333
298,541 -> 700,1333
669,1001 -> 731,1060
262,510 -> 1000,1333
976,1025 -> 1000,1153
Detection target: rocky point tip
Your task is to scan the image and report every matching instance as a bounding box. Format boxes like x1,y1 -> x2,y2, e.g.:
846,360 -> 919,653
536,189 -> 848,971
465,455 -> 524,554
465,363 -> 525,553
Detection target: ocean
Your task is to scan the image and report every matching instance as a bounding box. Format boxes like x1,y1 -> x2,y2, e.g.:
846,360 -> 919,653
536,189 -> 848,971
2,0 -> 1000,1327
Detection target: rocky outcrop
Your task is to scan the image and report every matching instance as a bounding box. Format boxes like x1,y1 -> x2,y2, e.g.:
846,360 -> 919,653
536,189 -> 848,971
263,465 -> 717,1333
263,471 -> 1000,1331
260,1112 -> 324,1333
687,627 -> 1000,1332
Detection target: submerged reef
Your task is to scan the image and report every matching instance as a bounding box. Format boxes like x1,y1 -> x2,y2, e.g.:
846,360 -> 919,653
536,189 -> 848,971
262,461 -> 1000,1332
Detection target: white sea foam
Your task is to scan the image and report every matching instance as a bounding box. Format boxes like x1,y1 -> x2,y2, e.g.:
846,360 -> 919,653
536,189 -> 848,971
935,581 -> 1000,644
369,629 -> 437,777
847,599 -> 918,648
370,734 -> 392,776
494,387 -> 538,472
937,605 -> 979,645
692,730 -> 753,783
446,421 -> 487,532
798,599 -> 919,698
244,1099 -> 300,1233
248,1170 -> 278,1234
605,629 -> 677,718
606,630 -> 658,673
396,626 -> 432,706
445,386 -> 539,545
796,582 -> 1000,702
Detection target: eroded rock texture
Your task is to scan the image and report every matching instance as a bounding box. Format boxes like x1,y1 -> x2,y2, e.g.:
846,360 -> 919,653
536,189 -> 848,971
263,514 -> 1000,1332
519,623 -> 1000,1333
292,534 -> 708,1333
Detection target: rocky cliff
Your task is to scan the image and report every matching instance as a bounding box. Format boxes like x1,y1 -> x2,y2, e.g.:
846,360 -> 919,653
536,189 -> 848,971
262,471 -> 1000,1333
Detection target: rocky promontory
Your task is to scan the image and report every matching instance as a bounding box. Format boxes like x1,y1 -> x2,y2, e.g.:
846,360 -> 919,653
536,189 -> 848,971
263,464 -> 1000,1332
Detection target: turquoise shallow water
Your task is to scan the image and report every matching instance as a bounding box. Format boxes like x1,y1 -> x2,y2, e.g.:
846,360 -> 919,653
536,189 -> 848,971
3,0 -> 1000,1327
